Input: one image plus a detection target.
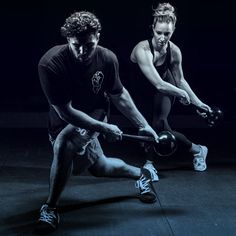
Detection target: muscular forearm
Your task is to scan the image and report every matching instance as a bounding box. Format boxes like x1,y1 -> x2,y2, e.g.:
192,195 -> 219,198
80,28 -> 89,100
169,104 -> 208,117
53,103 -> 106,133
110,88 -> 149,129
179,79 -> 202,106
156,80 -> 187,98
137,62 -> 185,99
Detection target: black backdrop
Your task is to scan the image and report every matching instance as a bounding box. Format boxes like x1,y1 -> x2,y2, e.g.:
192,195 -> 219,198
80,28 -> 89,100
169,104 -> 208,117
1,0 -> 235,121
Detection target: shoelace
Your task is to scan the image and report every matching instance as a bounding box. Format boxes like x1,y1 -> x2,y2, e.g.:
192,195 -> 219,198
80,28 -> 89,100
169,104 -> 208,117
194,158 -> 204,163
136,175 -> 151,194
194,148 -> 205,163
39,207 -> 57,225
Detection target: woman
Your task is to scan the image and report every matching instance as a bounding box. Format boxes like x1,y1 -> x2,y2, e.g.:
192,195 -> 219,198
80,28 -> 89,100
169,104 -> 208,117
130,2 -> 211,173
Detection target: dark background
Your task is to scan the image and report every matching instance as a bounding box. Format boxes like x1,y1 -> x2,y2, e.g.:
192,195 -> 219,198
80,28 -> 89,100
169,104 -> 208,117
0,0 -> 235,122
0,2 -> 236,235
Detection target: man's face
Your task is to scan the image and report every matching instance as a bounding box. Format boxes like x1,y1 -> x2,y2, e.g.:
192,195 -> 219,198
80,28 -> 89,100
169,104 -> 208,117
152,21 -> 175,49
68,32 -> 100,64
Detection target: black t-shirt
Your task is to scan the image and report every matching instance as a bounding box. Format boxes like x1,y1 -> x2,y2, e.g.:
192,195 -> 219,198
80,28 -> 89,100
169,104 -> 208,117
38,44 -> 123,137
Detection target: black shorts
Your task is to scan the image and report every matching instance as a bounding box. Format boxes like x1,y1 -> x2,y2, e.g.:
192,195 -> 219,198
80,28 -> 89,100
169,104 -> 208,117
49,124 -> 104,175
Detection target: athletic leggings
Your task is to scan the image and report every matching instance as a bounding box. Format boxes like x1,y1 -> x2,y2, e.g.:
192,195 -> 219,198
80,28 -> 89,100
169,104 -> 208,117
152,91 -> 192,150
147,71 -> 192,158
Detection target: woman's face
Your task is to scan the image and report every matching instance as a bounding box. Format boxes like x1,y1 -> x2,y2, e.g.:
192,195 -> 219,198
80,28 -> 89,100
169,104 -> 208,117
152,21 -> 175,49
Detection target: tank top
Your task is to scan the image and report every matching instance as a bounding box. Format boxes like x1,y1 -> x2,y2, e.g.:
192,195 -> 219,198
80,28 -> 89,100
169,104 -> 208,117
147,38 -> 171,79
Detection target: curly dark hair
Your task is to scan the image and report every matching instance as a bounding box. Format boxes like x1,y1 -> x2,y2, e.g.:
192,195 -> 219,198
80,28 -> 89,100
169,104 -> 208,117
153,3 -> 177,26
61,11 -> 102,38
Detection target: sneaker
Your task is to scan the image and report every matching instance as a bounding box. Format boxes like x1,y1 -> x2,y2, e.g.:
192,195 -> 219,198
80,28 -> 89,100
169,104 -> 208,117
135,168 -> 157,203
143,162 -> 159,182
193,145 -> 208,171
35,204 -> 60,234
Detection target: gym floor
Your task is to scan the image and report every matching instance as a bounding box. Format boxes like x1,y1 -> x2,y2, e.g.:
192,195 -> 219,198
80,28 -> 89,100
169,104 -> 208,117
0,123 -> 236,236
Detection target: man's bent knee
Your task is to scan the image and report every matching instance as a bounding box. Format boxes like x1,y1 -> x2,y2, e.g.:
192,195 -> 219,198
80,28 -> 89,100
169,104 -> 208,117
53,136 -> 75,162
89,157 -> 127,177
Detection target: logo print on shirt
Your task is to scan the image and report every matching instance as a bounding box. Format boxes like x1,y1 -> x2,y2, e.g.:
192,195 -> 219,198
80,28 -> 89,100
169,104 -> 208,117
91,71 -> 104,94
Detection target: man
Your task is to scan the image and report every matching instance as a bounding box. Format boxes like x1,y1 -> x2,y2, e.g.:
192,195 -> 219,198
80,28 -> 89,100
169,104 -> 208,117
36,11 -> 159,233
130,2 -> 212,176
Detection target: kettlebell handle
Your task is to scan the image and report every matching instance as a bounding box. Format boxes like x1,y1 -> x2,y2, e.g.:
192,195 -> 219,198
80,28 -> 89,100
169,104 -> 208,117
122,134 -> 155,142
